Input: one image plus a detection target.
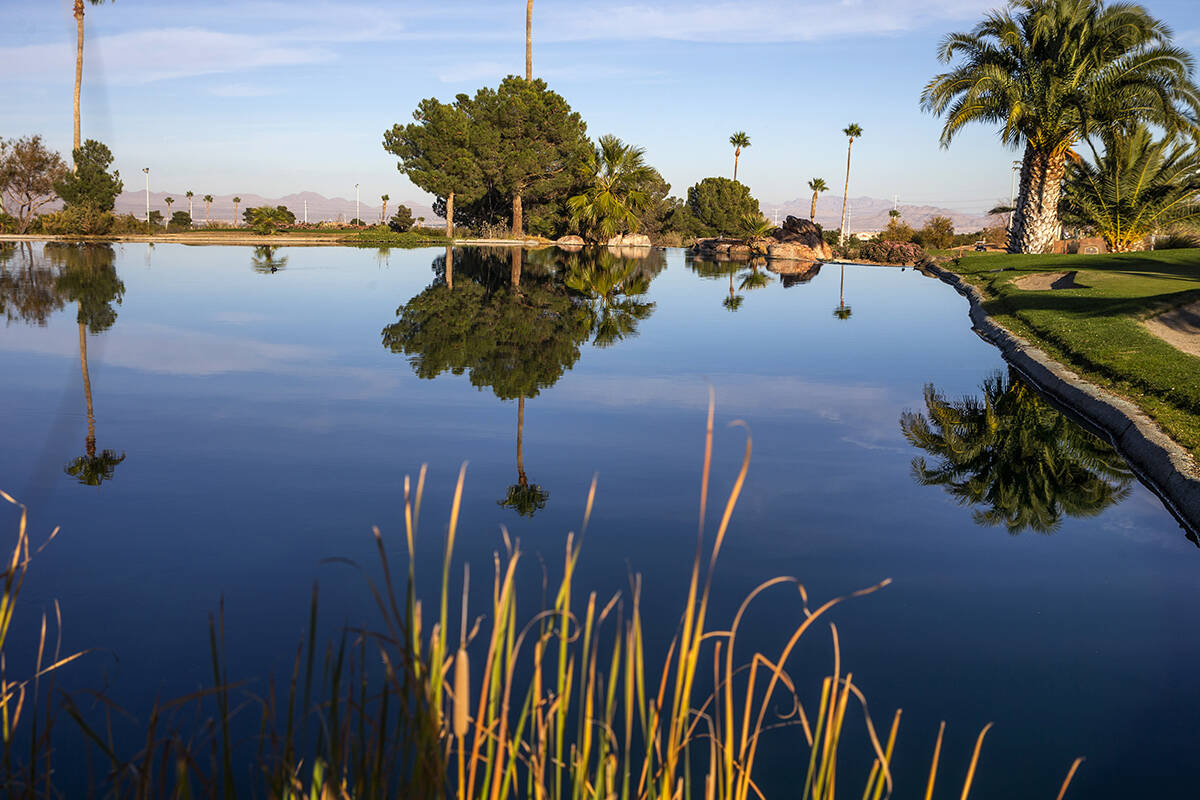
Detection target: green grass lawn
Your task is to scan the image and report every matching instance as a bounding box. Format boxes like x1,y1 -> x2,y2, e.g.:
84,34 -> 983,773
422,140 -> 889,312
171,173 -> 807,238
949,248 -> 1200,459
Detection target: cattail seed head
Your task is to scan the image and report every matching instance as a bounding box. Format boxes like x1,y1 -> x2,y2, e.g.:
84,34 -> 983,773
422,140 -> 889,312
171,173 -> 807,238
453,646 -> 470,738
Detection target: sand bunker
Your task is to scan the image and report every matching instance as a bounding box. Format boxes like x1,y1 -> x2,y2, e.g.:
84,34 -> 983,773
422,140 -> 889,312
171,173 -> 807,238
1145,300 -> 1200,359
1012,271 -> 1081,290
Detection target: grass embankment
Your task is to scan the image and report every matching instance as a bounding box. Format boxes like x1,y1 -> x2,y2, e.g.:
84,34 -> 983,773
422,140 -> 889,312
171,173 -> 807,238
948,248 -> 1200,460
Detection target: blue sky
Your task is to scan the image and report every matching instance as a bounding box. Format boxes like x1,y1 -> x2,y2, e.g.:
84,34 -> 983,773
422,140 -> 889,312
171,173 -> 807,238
2,0 -> 1198,212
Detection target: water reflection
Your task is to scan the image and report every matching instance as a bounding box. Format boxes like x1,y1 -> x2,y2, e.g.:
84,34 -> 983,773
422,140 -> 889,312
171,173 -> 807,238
46,243 -> 127,486
562,249 -> 656,347
687,257 -> 778,312
900,371 -> 1133,533
2,242 -> 68,326
383,246 -> 662,515
251,246 -> 288,274
833,265 -> 851,320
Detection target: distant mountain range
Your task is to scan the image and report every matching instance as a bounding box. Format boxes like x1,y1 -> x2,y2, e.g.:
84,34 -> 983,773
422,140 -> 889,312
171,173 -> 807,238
761,195 -> 996,234
112,189 -> 991,234
113,190 -> 436,225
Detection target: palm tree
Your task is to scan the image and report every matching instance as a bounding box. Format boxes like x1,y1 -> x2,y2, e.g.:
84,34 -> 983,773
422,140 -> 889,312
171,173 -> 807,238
526,0 -> 534,79
807,177 -> 828,221
380,193 -> 389,224
729,132 -> 751,182
567,135 -> 657,242
838,124 -> 863,246
1061,125 -> 1200,251
163,196 -> 173,223
900,371 -> 1133,533
185,190 -> 194,219
73,0 -> 113,152
202,194 -> 213,225
232,196 -> 241,226
921,0 -> 1200,254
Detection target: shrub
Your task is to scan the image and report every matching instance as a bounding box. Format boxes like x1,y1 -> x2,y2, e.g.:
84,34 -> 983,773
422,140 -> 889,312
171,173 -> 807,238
389,205 -> 415,232
1153,231 -> 1200,250
39,206 -> 114,235
859,239 -> 926,264
687,177 -> 761,237
915,215 -> 954,249
168,211 -> 192,231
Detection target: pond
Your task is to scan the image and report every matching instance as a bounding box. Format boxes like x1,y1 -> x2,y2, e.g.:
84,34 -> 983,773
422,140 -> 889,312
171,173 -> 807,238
0,241 -> 1196,797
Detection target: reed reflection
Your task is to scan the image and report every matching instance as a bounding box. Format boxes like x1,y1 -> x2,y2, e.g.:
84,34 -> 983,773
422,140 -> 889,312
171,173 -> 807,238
383,246 -> 662,515
46,243 -> 127,486
900,371 -> 1133,534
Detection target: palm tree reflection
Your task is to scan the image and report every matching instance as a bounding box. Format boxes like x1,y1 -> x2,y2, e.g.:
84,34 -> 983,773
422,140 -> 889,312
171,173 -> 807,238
832,265 -> 851,320
900,371 -> 1132,534
563,249 -> 656,347
385,247 -> 663,517
498,396 -> 549,516
48,243 -> 127,487
251,246 -> 288,273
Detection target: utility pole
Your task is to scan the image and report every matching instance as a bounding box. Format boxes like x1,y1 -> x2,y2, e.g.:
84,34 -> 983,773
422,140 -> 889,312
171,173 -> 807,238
304,199 -> 308,224
355,184 -> 360,227
142,168 -> 150,222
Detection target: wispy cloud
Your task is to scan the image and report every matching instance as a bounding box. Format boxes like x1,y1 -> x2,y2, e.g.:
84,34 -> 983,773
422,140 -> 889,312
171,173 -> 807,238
0,28 -> 333,84
207,83 -> 280,97
538,0 -> 1000,43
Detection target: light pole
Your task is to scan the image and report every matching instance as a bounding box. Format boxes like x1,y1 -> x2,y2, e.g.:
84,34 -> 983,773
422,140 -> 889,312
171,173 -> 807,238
142,168 -> 150,222
355,184 -> 360,227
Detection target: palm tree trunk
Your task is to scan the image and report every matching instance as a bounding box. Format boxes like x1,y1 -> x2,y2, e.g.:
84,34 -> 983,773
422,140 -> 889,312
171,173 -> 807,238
73,0 -> 85,153
512,192 -> 523,238
78,314 -> 95,459
733,149 -> 740,182
382,200 -> 388,223
516,396 -> 527,486
839,139 -> 854,246
445,245 -> 454,290
810,191 -> 818,221
526,0 -> 534,80
510,246 -> 522,289
1008,145 -> 1066,254
446,191 -> 455,239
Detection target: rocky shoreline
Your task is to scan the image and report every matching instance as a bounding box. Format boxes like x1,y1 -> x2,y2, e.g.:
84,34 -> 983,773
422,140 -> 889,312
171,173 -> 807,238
689,215 -> 833,262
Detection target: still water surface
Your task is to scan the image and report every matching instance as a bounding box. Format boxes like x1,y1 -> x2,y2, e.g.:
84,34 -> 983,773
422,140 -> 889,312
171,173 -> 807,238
0,241 -> 1196,797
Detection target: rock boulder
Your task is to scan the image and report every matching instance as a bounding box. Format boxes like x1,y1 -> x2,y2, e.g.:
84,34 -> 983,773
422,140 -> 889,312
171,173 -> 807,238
606,233 -> 652,248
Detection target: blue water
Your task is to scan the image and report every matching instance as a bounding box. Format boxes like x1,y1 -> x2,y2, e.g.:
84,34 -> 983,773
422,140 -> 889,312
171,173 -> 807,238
0,242 -> 1195,797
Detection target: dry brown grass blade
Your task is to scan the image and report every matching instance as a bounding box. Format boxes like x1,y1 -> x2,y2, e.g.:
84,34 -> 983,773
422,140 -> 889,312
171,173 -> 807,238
958,722 -> 993,800
923,721 -> 946,800
1056,756 -> 1085,800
